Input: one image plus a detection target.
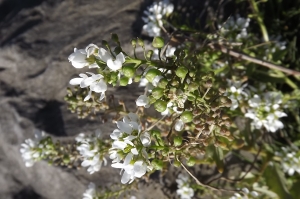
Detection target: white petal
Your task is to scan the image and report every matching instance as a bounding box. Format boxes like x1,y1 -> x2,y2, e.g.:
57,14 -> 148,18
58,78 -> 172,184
90,80 -> 107,93
124,153 -> 133,165
117,121 -> 132,134
131,148 -> 138,155
133,160 -> 147,178
69,77 -> 83,85
84,90 -> 92,101
107,59 -> 122,71
121,171 -> 131,184
136,95 -> 150,107
98,48 -> 112,62
116,52 -> 125,63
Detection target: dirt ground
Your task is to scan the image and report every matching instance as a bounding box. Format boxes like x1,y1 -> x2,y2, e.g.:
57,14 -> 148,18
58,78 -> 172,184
0,0 -> 175,198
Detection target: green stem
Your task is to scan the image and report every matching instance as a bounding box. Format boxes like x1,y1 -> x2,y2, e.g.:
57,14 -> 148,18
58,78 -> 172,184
249,0 -> 269,42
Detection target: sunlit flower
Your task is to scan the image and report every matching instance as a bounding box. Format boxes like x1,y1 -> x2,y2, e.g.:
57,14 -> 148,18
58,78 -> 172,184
76,131 -> 107,174
69,72 -> 107,101
176,173 -> 194,199
136,95 -> 150,108
68,48 -> 89,68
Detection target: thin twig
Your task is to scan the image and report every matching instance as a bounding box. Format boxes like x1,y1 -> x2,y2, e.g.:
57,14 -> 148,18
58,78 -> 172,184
178,158 -> 241,194
210,44 -> 300,76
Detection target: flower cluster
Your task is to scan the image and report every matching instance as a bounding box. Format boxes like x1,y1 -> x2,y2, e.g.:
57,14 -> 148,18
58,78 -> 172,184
226,80 -> 248,110
229,187 -> 259,199
176,173 -> 194,199
68,43 -> 126,101
219,15 -> 251,40
82,182 -> 98,199
245,91 -> 287,132
20,130 -> 48,167
142,0 -> 174,37
275,146 -> 300,176
76,131 -> 107,174
109,113 -> 152,184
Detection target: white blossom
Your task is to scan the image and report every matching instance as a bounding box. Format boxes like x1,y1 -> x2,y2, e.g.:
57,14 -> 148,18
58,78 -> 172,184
76,132 -> 107,174
109,113 -> 152,184
20,130 -> 46,167
83,182 -> 97,199
68,48 -> 89,68
136,95 -> 150,108
97,47 -> 125,71
69,72 -> 107,101
226,80 -> 248,110
245,91 -> 287,132
142,0 -> 174,37
176,173 -> 194,199
174,119 -> 184,131
276,146 -> 300,176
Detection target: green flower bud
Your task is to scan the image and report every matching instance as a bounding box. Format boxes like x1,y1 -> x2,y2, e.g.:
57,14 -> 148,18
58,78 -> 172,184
145,69 -> 161,82
152,88 -> 164,99
149,96 -> 157,104
175,66 -> 188,79
189,71 -> 195,77
146,50 -> 154,60
150,130 -> 161,137
131,39 -> 136,47
154,99 -> 167,112
173,136 -> 183,147
152,36 -> 165,48
111,33 -> 119,43
188,82 -> 199,92
157,78 -> 168,88
63,155 -> 70,164
187,156 -> 196,166
122,65 -> 135,78
151,159 -> 163,170
114,46 -> 122,55
102,40 -> 108,47
173,159 -> 181,167
120,76 -> 129,86
137,38 -> 144,47
134,74 -> 142,82
109,72 -> 119,83
180,111 -> 193,123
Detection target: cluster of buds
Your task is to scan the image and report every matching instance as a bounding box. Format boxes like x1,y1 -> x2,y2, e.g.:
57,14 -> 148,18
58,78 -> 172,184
65,87 -> 109,119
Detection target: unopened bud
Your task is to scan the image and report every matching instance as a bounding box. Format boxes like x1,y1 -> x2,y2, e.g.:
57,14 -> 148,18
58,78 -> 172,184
151,159 -> 164,170
152,36 -> 165,48
154,100 -> 167,112
175,66 -> 188,79
122,65 -> 135,78
137,38 -> 144,47
120,76 -> 129,86
173,136 -> 183,147
152,87 -> 164,99
145,69 -> 161,82
180,111 -> 193,123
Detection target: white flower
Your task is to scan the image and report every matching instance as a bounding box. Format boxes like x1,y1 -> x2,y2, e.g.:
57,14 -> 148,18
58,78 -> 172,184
142,0 -> 174,37
20,130 -> 46,167
175,119 -> 184,131
176,186 -> 194,199
277,147 -> 300,176
83,182 -> 97,199
69,72 -> 107,101
76,132 -> 107,174
136,95 -> 150,108
20,139 -> 39,167
140,132 -> 151,147
97,48 -> 125,71
245,91 -> 287,132
176,173 -> 194,199
68,48 -> 89,68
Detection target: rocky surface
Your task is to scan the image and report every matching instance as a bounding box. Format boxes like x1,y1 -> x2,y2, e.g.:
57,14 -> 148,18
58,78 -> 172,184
0,0 -> 170,198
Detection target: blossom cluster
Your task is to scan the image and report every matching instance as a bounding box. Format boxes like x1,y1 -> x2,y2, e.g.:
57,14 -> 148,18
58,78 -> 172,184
20,130 -> 48,167
245,91 -> 287,132
68,43 -> 126,101
76,131 -> 107,174
82,182 -> 97,199
219,15 -> 251,40
109,113 -> 152,184
275,146 -> 300,176
176,173 -> 194,199
229,187 -> 258,199
226,80 -> 248,110
142,0 -> 174,37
